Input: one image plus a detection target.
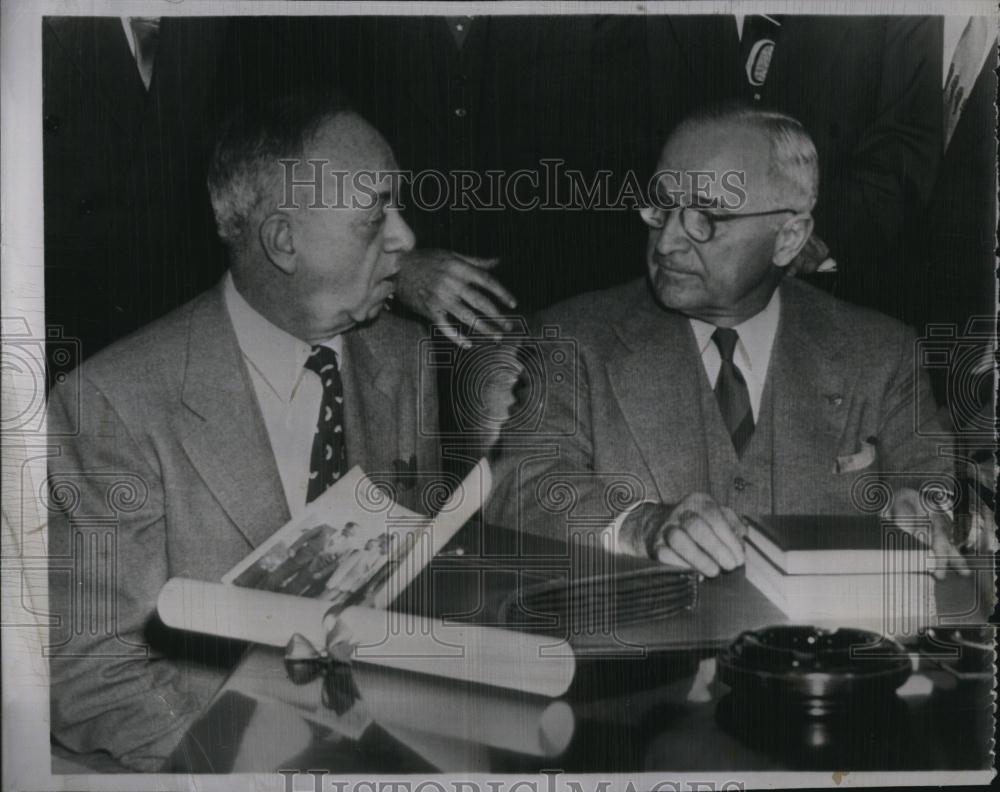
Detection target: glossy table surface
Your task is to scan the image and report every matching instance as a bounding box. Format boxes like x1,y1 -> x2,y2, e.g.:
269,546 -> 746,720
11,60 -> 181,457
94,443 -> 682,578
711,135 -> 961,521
166,565 -> 993,774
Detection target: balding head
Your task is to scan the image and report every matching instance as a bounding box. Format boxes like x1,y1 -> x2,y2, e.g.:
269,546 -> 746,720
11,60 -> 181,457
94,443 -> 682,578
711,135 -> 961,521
669,104 -> 819,212
208,93 -> 415,342
208,90 -> 355,251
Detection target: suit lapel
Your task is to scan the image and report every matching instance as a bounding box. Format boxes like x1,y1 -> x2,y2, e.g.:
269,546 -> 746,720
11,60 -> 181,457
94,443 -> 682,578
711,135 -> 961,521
340,323 -> 401,476
769,280 -> 853,511
606,291 -> 708,502
179,286 -> 289,548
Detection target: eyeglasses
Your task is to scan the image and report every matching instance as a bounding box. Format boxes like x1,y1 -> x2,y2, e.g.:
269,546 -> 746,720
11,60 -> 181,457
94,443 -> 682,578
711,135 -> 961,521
640,204 -> 799,243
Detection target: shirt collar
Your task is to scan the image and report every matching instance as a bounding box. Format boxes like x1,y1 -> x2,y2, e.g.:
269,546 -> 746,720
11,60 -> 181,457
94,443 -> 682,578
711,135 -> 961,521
223,272 -> 343,403
688,287 -> 782,374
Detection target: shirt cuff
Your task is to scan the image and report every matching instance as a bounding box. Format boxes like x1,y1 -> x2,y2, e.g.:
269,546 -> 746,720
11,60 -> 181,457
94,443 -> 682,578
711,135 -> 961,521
602,499 -> 659,555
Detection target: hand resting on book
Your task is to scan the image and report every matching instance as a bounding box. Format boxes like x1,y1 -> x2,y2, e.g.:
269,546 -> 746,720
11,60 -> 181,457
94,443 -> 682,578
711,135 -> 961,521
887,486 -> 969,580
618,493 -> 747,578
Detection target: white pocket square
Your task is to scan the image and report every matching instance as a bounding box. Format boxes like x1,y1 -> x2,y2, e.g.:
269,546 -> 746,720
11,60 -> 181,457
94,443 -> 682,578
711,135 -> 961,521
835,441 -> 876,474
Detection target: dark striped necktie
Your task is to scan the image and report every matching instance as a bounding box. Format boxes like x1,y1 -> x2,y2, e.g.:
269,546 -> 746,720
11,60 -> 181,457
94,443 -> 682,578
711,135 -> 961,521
712,327 -> 755,457
304,346 -> 347,504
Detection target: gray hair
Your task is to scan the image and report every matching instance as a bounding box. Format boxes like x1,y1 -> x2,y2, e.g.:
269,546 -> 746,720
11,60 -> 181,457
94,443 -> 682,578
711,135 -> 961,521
207,91 -> 354,248
676,103 -> 820,211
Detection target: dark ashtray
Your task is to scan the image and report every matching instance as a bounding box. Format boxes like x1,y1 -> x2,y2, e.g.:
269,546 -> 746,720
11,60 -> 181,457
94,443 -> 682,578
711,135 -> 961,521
715,625 -> 914,766
717,625 -> 912,720
718,624 -> 912,701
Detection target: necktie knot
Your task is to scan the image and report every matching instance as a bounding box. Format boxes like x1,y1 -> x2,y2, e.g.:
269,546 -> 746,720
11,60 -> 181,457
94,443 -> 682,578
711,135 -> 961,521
305,345 -> 340,378
712,327 -> 740,363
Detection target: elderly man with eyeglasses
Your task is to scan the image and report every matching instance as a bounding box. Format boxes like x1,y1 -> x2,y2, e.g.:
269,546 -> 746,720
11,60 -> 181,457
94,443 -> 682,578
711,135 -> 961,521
488,103 -> 966,579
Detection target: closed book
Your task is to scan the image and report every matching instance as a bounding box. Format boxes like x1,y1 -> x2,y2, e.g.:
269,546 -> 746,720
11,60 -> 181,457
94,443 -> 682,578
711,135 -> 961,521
745,542 -> 935,629
745,514 -> 931,575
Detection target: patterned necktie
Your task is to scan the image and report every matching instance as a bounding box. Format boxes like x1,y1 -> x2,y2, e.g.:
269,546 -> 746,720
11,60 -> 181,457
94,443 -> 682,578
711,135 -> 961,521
304,346 -> 347,504
739,14 -> 782,99
712,328 -> 755,457
127,17 -> 160,91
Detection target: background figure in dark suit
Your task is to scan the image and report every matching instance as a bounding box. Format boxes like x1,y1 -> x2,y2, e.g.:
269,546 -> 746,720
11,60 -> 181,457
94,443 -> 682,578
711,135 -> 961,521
916,18 -> 996,406
226,14 -> 653,319
43,17 -> 231,360
647,15 -> 945,325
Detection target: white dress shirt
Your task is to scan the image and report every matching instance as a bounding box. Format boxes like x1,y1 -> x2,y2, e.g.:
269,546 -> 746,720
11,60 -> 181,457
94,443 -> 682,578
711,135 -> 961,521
120,17 -> 142,59
605,290 -> 782,552
224,273 -> 343,516
687,288 -> 781,423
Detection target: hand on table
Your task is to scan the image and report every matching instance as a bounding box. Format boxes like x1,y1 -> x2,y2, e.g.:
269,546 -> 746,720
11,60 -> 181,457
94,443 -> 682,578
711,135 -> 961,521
393,248 -> 518,348
887,486 -> 970,580
622,493 -> 746,577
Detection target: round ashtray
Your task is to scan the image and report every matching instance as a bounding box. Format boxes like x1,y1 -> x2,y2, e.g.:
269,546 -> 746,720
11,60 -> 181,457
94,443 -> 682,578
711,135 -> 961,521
716,626 -> 913,765
718,625 -> 912,706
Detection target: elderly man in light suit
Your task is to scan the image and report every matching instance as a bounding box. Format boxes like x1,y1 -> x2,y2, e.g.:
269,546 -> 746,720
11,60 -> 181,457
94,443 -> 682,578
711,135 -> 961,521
46,93 -> 439,770
490,104 -> 966,580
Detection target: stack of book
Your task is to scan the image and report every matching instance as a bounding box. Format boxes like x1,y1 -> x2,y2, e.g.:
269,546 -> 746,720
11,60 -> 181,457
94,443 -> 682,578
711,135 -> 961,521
744,515 -> 934,631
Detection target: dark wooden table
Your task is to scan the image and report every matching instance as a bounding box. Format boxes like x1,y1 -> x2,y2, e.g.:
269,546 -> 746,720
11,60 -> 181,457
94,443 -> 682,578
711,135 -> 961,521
165,566 -> 993,774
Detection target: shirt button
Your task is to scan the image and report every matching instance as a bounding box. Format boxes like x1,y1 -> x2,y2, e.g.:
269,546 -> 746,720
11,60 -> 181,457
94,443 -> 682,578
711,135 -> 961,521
454,107 -> 467,118
456,23 -> 464,31
753,92 -> 762,101
733,477 -> 750,492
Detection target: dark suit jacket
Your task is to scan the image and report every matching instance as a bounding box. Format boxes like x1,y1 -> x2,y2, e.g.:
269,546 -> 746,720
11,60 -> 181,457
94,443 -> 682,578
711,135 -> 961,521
916,40 -> 996,362
46,280 -> 440,770
488,277 -> 951,543
43,17 -> 232,360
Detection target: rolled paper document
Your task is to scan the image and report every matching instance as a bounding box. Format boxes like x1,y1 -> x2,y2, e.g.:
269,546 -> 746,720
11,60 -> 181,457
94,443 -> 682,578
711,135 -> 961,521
355,664 -> 575,757
158,578 -> 575,698
157,577 -> 334,650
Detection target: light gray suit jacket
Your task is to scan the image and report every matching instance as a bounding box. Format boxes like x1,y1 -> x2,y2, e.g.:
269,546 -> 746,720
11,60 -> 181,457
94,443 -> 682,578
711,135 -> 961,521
489,276 -> 951,542
47,280 -> 439,770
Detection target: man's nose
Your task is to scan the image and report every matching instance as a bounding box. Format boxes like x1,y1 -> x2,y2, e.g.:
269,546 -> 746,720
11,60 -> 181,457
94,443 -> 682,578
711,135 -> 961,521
384,209 -> 416,253
653,209 -> 690,256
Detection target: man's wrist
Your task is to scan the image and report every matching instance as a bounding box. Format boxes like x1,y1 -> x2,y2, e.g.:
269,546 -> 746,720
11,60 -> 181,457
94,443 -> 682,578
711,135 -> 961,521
618,501 -> 670,558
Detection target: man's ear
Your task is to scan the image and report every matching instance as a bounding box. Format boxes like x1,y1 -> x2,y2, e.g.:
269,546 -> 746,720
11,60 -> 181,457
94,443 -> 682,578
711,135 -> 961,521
259,211 -> 296,275
772,213 -> 814,269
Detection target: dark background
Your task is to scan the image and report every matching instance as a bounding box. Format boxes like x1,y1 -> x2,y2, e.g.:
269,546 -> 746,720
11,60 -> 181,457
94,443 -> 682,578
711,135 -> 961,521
43,15 -> 996,405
